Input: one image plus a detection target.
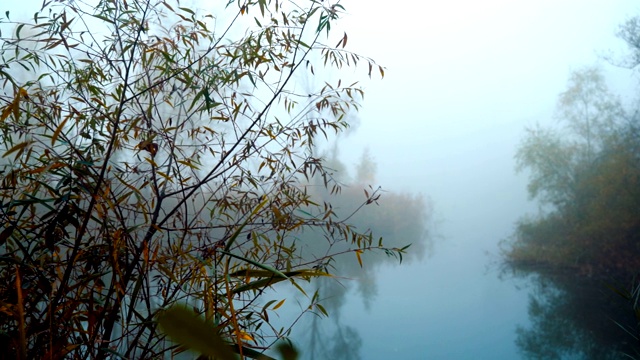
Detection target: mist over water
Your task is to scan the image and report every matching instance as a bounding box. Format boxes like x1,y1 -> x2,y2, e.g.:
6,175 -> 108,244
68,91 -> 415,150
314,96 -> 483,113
277,2 -> 640,359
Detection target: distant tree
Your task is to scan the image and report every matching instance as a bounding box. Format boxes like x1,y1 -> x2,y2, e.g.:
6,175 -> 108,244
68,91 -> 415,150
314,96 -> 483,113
355,148 -> 376,185
507,67 -> 640,276
0,1 -> 403,359
504,18 -> 640,358
515,66 -> 624,208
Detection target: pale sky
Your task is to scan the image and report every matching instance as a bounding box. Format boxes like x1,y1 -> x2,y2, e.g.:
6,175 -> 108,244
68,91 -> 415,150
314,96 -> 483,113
338,0 -> 639,195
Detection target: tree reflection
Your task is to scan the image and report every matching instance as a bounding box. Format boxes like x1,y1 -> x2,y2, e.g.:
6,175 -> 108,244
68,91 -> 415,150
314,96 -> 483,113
286,150 -> 433,359
302,301 -> 363,360
508,268 -> 638,359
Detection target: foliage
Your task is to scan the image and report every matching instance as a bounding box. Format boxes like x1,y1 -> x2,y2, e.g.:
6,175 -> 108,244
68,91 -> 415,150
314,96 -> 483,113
505,66 -> 640,277
0,0 -> 402,358
503,18 -> 640,357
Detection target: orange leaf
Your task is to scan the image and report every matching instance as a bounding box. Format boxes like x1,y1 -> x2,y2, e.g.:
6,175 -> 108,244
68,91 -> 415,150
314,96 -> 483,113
51,116 -> 70,145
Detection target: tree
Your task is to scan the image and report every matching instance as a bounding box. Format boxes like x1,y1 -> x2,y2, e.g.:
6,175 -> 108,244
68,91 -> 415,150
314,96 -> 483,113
515,67 -> 624,208
0,1 -> 400,358
507,67 -> 640,276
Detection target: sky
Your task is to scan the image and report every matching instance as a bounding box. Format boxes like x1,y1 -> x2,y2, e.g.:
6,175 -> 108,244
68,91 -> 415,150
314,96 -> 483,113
329,0 -> 640,245
338,0 -> 638,194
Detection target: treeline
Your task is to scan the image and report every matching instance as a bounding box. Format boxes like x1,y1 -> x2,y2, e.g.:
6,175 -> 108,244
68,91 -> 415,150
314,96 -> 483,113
505,65 -> 640,279
497,13 -> 640,359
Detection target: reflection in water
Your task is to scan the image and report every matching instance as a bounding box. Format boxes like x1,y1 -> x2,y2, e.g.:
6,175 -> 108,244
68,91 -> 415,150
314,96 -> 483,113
278,152 -> 433,359
506,267 -> 638,359
300,282 -> 363,360
290,188 -> 432,359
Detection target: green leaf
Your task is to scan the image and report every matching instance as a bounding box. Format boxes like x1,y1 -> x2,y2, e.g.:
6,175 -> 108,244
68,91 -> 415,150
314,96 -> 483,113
275,341 -> 299,360
16,24 -> 24,39
258,0 -> 266,16
156,305 -> 237,360
315,303 -> 328,317
0,226 -> 15,247
223,196 -> 268,252
91,14 -> 115,24
229,269 -> 330,279
230,344 -> 276,359
231,277 -> 288,294
219,250 -> 288,279
179,7 -> 195,15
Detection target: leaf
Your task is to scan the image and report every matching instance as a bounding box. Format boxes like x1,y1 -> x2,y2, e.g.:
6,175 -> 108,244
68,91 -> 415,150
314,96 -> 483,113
1,87 -> 26,122
275,342 -> 299,360
238,331 -> 253,342
161,1 -> 174,11
51,116 -> 70,145
223,196 -> 268,252
137,140 -> 159,157
179,7 -> 195,15
336,32 -> 347,48
316,303 -> 328,317
355,249 -> 363,268
230,344 -> 275,359
156,305 -> 237,360
91,14 -> 115,24
218,250 -> 288,279
16,23 -> 24,39
230,269 -> 330,279
272,299 -> 285,310
3,141 -> 32,158
0,225 -> 15,247
0,101 -> 15,122
231,277 -> 288,294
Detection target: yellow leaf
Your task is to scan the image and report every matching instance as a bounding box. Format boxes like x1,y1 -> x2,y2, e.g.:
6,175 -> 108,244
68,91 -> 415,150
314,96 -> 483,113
355,249 -> 363,268
0,102 -> 15,122
238,330 -> 254,342
272,299 -> 285,310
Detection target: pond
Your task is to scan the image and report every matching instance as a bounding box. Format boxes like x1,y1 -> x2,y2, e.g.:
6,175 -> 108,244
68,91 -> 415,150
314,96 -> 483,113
337,240 -> 532,360
270,220 -> 533,359
271,221 -> 636,359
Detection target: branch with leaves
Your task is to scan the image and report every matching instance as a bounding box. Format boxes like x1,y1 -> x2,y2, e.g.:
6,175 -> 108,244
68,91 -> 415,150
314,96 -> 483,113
0,0 -> 404,358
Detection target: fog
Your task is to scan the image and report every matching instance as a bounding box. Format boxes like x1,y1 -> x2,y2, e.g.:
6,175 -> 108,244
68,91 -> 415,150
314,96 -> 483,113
298,1 -> 640,359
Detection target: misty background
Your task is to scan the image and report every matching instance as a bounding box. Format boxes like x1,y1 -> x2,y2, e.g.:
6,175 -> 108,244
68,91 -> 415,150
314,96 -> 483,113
279,1 -> 640,359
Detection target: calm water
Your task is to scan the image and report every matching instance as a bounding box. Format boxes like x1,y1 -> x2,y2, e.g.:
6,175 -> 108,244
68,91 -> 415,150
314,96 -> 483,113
278,226 -> 636,359
263,210 -> 535,359
340,241 -> 532,360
